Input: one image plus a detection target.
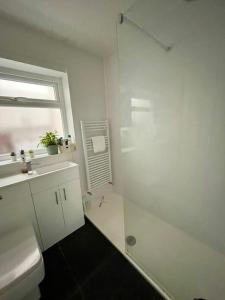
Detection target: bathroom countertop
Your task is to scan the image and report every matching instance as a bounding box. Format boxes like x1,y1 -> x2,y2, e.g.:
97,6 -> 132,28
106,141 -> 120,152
0,161 -> 78,189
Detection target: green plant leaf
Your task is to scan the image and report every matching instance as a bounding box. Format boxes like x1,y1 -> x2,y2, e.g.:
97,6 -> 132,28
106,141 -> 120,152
38,131 -> 59,147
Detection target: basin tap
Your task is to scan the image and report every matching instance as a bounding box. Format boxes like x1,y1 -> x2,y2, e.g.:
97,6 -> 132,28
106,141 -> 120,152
26,161 -> 40,174
25,161 -> 33,174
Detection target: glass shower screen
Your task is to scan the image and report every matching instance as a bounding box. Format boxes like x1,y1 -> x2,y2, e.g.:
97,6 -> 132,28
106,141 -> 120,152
117,1 -> 225,299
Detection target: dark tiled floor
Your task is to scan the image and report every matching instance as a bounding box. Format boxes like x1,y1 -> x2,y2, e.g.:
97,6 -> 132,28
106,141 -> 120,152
40,218 -> 164,300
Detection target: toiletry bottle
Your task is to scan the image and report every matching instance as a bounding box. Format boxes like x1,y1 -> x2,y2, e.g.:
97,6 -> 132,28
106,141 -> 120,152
65,139 -> 69,149
58,137 -> 63,154
20,149 -> 26,161
68,135 -> 76,151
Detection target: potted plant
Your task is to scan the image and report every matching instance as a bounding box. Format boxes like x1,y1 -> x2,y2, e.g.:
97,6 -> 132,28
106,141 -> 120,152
28,149 -> 35,159
39,131 -> 59,155
10,151 -> 17,162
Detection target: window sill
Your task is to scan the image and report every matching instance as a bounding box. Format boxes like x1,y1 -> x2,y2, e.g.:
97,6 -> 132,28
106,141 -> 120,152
0,153 -> 46,167
0,151 -> 75,167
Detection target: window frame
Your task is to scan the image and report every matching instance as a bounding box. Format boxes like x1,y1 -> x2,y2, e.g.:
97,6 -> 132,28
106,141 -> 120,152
0,67 -> 68,161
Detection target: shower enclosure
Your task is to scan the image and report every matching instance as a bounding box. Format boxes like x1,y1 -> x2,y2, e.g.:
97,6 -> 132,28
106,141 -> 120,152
117,0 -> 225,299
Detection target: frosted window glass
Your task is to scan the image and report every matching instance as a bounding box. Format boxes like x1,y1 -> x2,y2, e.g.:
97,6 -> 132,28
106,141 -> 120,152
0,107 -> 63,154
0,79 -> 56,100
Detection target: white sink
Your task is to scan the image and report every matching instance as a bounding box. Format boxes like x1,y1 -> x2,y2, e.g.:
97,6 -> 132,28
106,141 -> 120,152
34,161 -> 72,175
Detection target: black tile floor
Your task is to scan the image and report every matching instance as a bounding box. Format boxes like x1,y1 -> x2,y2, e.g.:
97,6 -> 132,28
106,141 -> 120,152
40,218 -> 164,300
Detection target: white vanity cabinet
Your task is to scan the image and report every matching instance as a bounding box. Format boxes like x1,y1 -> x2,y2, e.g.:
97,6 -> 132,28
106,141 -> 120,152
30,165 -> 84,250
0,162 -> 84,252
32,187 -> 65,250
59,180 -> 84,234
0,182 -> 42,247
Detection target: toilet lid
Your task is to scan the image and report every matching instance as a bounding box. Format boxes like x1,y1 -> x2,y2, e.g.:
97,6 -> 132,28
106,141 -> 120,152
0,226 -> 42,294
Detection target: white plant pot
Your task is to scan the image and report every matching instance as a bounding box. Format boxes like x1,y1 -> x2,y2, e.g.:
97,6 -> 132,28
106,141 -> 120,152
29,153 -> 35,159
10,156 -> 17,162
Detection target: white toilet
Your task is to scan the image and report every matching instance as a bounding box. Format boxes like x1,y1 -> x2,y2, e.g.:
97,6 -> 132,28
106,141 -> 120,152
0,226 -> 44,300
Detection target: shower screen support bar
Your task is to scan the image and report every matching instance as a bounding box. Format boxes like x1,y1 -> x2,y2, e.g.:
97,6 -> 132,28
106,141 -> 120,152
119,13 -> 172,52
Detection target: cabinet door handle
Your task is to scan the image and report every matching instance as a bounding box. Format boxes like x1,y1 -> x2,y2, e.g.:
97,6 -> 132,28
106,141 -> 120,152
63,188 -> 67,200
55,191 -> 59,205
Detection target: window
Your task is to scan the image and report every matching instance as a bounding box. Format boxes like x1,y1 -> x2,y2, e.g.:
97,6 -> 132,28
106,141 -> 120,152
0,70 -> 67,159
0,78 -> 56,100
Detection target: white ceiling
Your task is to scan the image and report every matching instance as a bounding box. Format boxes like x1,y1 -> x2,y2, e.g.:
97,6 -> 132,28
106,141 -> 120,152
1,0 -> 223,57
0,0 -> 136,57
126,0 -> 225,50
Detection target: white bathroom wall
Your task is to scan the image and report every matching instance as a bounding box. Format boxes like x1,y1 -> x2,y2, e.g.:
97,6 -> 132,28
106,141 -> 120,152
112,0 -> 225,299
0,15 -> 106,193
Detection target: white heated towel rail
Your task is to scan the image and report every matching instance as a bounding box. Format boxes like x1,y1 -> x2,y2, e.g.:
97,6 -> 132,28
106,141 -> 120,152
81,120 -> 112,192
